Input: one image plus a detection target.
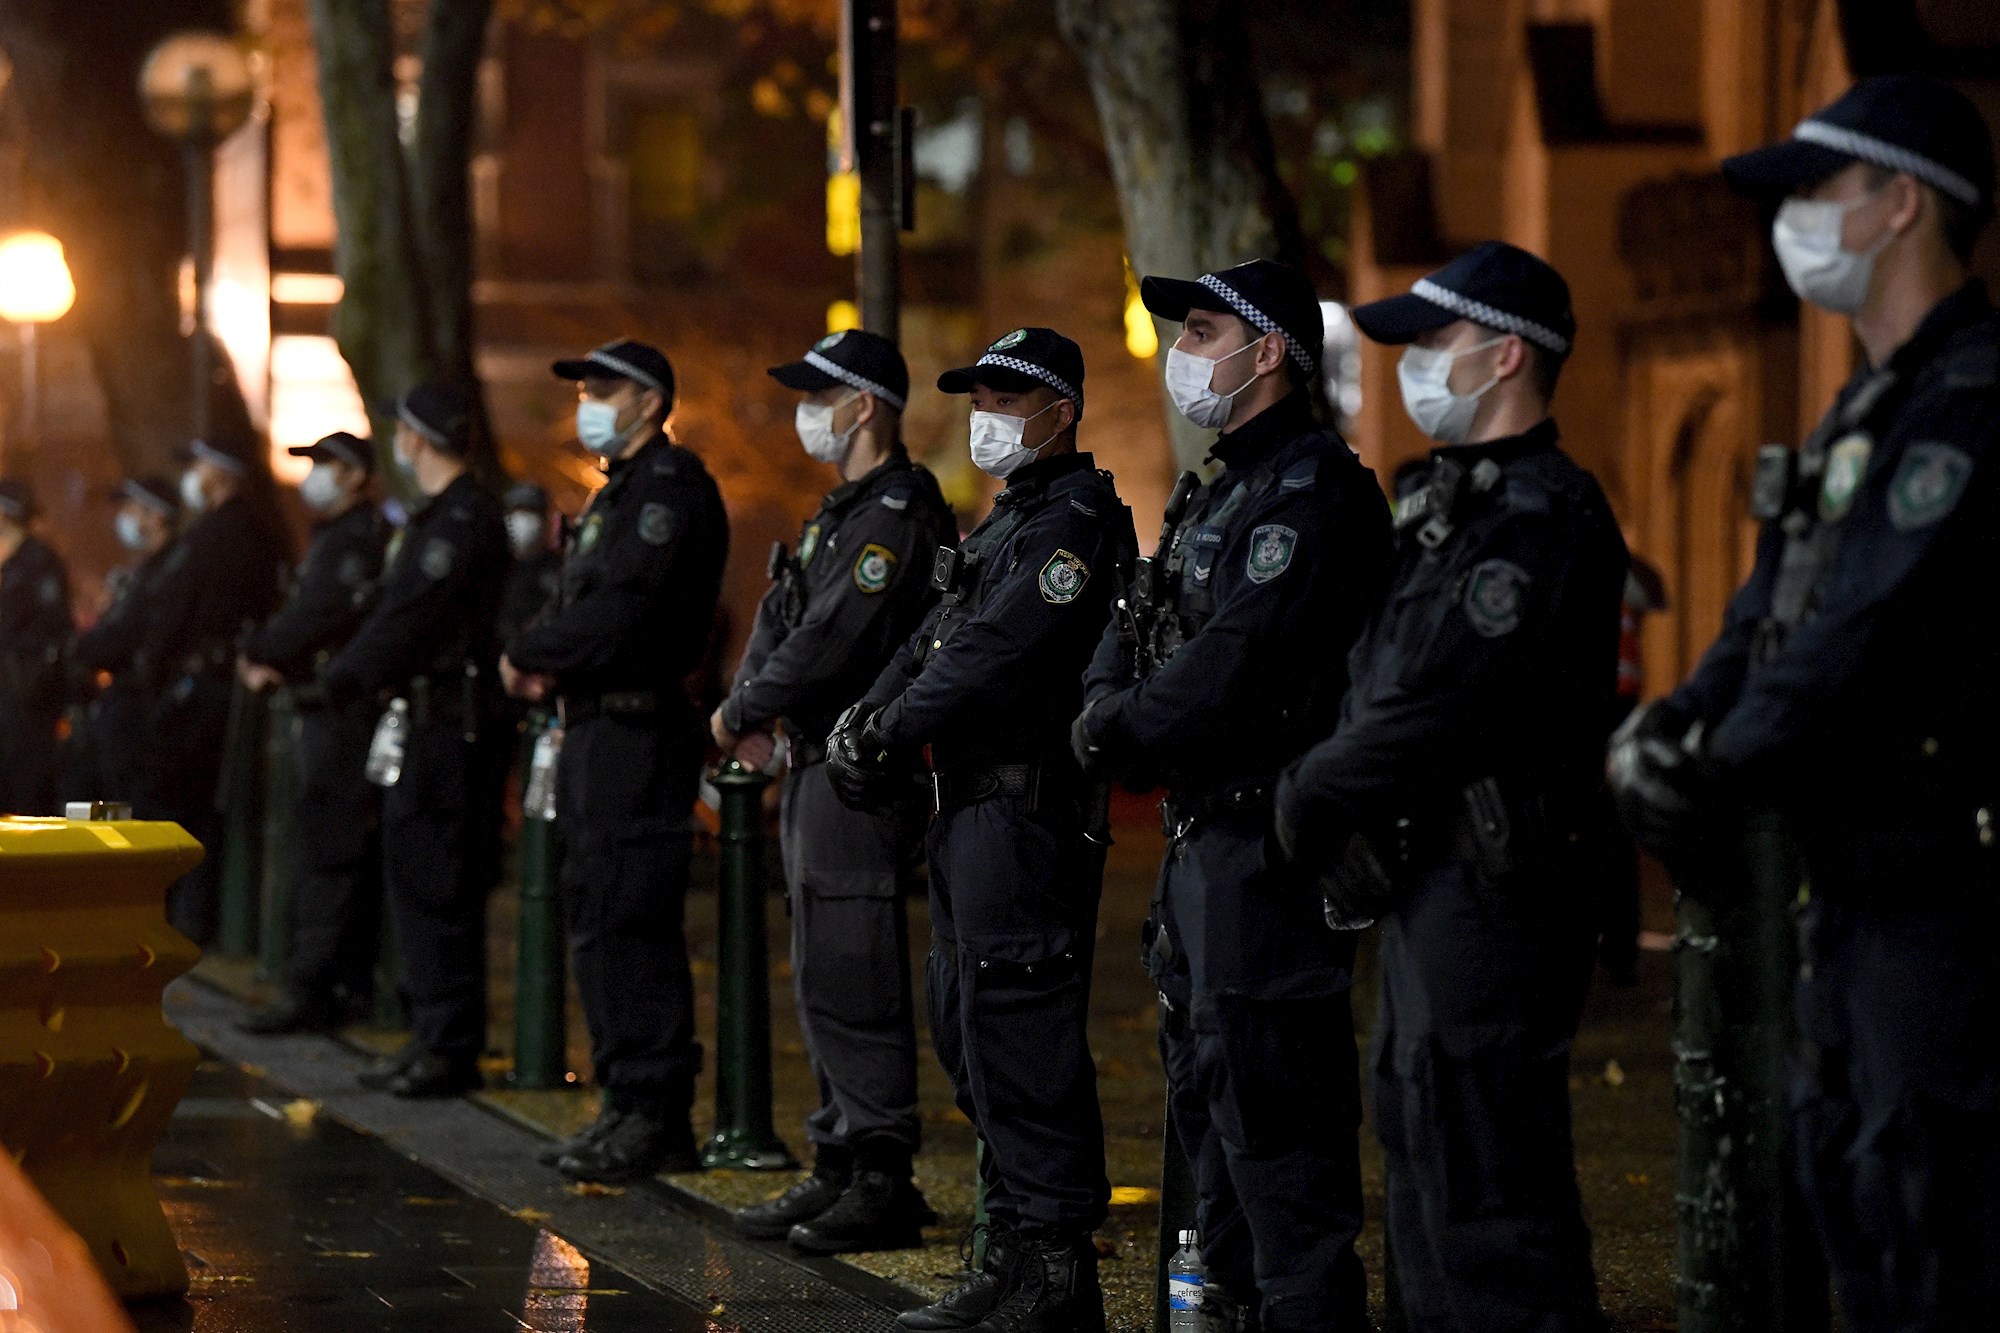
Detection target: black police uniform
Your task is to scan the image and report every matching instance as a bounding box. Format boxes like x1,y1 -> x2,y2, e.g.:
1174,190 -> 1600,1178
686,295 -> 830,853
724,453 -> 953,1168
857,446 -> 1131,1258
1610,77 -> 2000,1330
0,527 -> 74,817
145,483 -> 291,941
1281,247 -> 1622,1333
68,491 -> 178,810
1082,382 -> 1390,1329
506,430 -> 730,1126
499,546 -> 562,650
245,497 -> 390,1014
318,468 -> 508,1074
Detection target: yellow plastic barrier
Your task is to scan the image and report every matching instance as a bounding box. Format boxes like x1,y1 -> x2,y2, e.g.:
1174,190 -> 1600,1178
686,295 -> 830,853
0,814 -> 203,1301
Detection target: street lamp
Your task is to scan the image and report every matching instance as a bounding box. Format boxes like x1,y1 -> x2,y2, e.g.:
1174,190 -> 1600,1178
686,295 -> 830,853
139,31 -> 255,440
0,231 -> 77,474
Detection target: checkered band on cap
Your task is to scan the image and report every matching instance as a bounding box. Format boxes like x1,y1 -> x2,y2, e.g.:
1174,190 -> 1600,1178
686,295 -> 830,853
976,354 -> 1083,408
121,480 -> 176,515
1197,274 -> 1318,376
396,402 -> 449,445
1792,119 -> 1983,206
586,346 -> 667,393
1410,278 -> 1572,355
804,350 -> 907,410
190,438 -> 249,475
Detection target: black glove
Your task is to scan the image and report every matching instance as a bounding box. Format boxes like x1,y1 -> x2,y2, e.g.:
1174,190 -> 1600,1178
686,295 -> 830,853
1607,699 -> 1716,867
1070,695 -> 1115,778
826,704 -> 900,812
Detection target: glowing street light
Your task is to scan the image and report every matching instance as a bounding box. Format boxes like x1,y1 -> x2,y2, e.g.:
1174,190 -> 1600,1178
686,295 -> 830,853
140,30 -> 256,440
0,230 -> 77,471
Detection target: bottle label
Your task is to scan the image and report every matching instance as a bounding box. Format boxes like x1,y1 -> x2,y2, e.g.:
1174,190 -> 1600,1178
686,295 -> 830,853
1168,1275 -> 1204,1311
522,725 -> 564,821
364,700 -> 409,788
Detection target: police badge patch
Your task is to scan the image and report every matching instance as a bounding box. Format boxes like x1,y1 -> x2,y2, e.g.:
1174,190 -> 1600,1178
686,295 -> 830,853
853,543 -> 896,594
639,502 -> 676,546
1246,524 -> 1298,584
1463,558 -> 1530,638
576,513 -> 604,552
1038,549 -> 1090,604
1818,432 -> 1873,523
815,331 -> 847,352
337,551 -> 369,588
799,523 -> 823,567
419,537 -> 456,580
993,329 -> 1030,351
1887,442 -> 1974,531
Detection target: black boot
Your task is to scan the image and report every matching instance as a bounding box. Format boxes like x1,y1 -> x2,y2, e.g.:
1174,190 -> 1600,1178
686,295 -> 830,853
974,1234 -> 1103,1333
735,1147 -> 851,1240
787,1171 -> 936,1254
384,1049 -> 483,1099
556,1108 -> 701,1183
237,993 -> 341,1036
356,1037 -> 425,1090
898,1223 -> 1021,1330
537,1103 -> 628,1168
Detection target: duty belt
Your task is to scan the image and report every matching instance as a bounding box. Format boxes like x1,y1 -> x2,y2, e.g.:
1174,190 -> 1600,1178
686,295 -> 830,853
931,762 -> 1040,814
561,689 -> 661,723
1161,778 -> 1275,839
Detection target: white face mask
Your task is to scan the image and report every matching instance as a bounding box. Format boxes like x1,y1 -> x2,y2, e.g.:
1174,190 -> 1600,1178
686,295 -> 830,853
299,464 -> 345,513
179,468 -> 209,513
795,393 -> 861,465
1772,189 -> 1895,316
115,510 -> 148,551
576,398 -> 634,456
1396,335 -> 1506,444
1164,336 -> 1266,430
505,510 -> 544,557
969,400 -> 1065,479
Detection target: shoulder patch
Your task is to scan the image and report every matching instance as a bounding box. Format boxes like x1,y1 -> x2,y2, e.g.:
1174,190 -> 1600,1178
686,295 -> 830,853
799,522 -> 823,567
1887,441 -> 1974,531
419,537 -> 456,580
1818,432 -> 1873,523
1463,558 -> 1529,638
337,550 -> 370,588
853,543 -> 897,594
639,501 -> 677,546
1038,549 -> 1090,604
576,513 -> 604,552
1245,524 -> 1298,583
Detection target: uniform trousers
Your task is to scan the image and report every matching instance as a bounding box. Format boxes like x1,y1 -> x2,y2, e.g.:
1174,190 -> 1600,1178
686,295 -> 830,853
780,758 -> 921,1155
1791,894 -> 2000,1330
1374,855 -> 1604,1333
925,788 -> 1109,1237
556,709 -> 704,1110
285,701 -> 382,1005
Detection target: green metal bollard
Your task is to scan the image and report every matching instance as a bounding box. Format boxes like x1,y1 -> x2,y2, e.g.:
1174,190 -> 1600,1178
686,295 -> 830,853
1151,1100 -> 1198,1333
256,689 -> 298,983
511,709 -> 568,1089
1673,809 -> 1826,1333
214,677 -> 268,959
701,759 -> 797,1170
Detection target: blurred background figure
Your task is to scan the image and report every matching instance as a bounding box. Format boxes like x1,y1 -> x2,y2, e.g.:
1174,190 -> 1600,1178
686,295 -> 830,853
0,477 -> 73,815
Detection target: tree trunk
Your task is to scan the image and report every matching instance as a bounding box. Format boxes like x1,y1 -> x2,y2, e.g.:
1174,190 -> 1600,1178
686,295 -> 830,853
1058,0 -> 1320,471
413,0 -> 492,386
0,0 -> 240,475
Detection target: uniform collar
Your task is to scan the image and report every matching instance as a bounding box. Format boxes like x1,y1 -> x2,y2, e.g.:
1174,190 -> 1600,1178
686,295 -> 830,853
1209,391 -> 1316,470
607,430 -> 669,476
823,452 -> 910,514
1431,416 -> 1560,467
1002,449 -> 1094,495
1880,279 -> 1990,376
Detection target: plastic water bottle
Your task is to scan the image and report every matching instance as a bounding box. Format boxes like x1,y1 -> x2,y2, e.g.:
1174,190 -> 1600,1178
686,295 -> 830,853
522,724 -> 564,821
1167,1228 -> 1204,1331
365,698 -> 410,788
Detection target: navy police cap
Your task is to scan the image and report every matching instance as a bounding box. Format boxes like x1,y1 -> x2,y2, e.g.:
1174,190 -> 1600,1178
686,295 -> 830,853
181,437 -> 253,476
938,327 -> 1087,415
1141,258 -> 1324,377
119,475 -> 180,517
397,382 -> 477,451
769,328 -> 909,411
287,430 -> 374,474
551,339 -> 677,409
1722,75 -> 1993,212
1349,240 -> 1575,357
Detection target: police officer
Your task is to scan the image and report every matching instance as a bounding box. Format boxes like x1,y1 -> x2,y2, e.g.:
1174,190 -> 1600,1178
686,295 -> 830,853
501,340 -> 729,1181
830,328 -> 1132,1333
150,440 -> 291,942
1073,260 -> 1391,1332
1278,243 -> 1623,1332
65,477 -> 182,808
498,480 -> 562,649
1610,76 -> 1999,1330
237,433 -> 390,1034
717,329 -> 955,1253
0,480 -> 73,815
307,386 -> 508,1097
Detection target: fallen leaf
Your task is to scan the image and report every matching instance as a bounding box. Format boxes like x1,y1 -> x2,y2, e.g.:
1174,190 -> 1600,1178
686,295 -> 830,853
282,1099 -> 320,1127
511,1207 -> 552,1223
565,1181 -> 625,1197
1625,1172 -> 1651,1186
1108,1187 -> 1159,1207
1602,1059 -> 1627,1088
310,1250 -> 377,1260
